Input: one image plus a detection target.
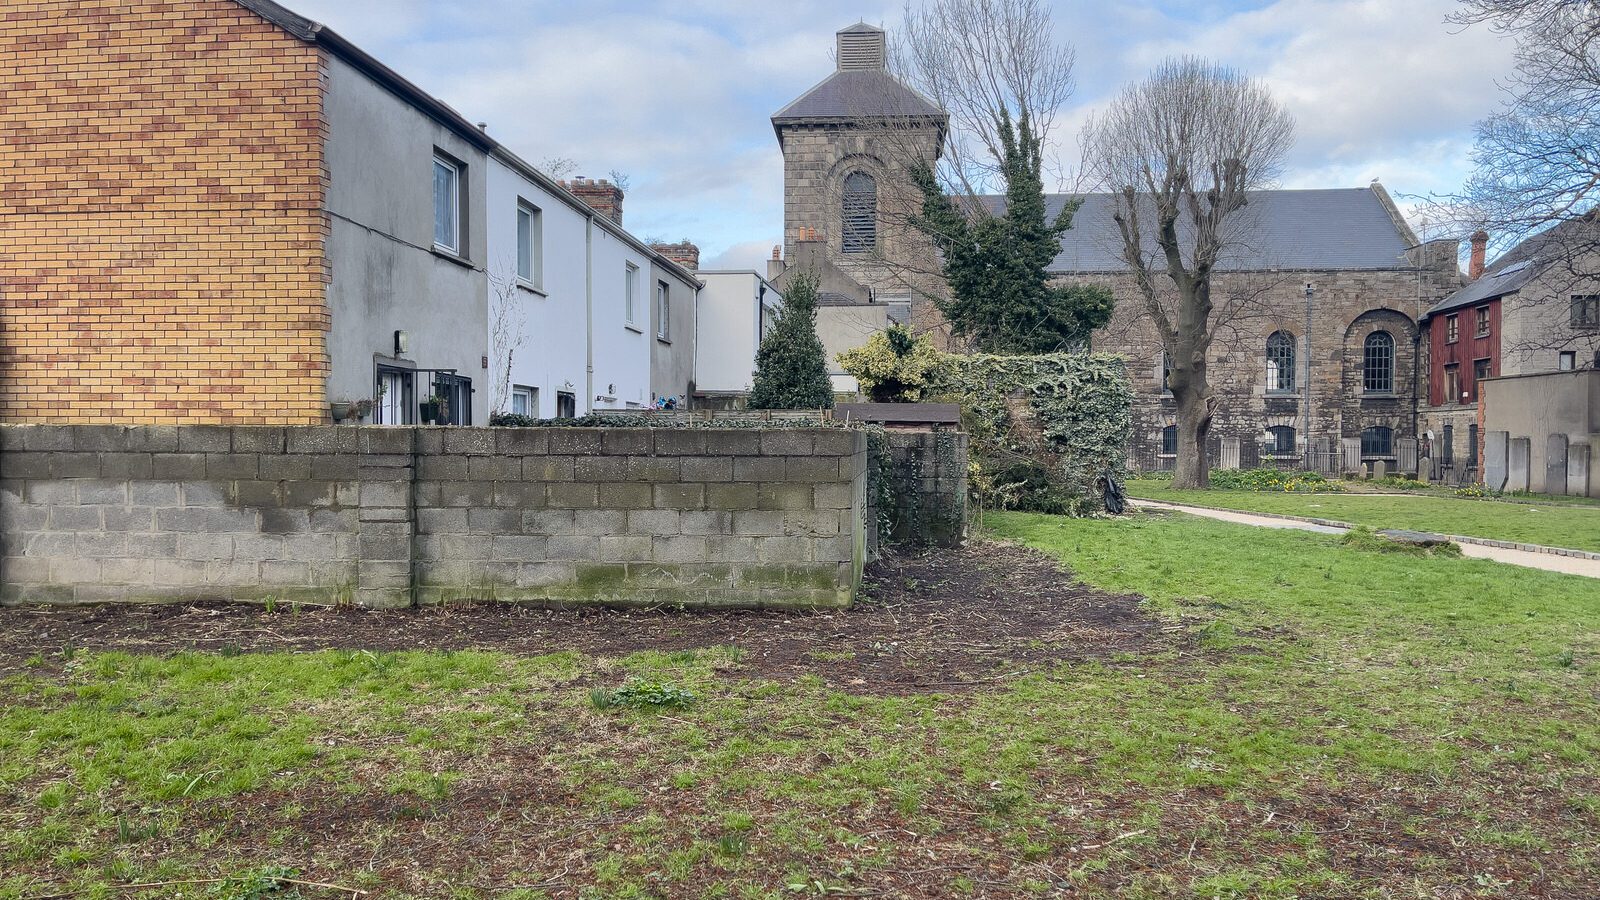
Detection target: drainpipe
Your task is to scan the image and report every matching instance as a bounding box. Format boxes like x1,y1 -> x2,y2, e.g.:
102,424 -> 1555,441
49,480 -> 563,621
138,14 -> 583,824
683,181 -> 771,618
585,215 -> 595,415
1303,282 -> 1314,465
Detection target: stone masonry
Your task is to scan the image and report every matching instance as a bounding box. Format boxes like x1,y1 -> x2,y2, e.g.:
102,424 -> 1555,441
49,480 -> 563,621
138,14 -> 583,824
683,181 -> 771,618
0,426 -> 869,610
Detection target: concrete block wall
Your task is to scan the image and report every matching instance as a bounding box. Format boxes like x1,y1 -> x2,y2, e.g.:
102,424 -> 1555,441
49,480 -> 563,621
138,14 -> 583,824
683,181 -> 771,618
870,431 -> 968,549
0,425 -> 868,610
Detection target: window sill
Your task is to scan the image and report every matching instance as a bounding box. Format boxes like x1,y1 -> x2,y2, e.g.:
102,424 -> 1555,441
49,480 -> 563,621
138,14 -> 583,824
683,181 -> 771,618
1362,392 -> 1398,399
516,282 -> 546,298
1264,391 -> 1300,399
430,246 -> 474,269
624,324 -> 643,334
657,337 -> 672,345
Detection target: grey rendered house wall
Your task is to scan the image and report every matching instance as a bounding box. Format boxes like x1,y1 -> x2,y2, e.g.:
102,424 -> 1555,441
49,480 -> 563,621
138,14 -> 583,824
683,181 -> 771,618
322,54 -> 490,424
650,263 -> 699,407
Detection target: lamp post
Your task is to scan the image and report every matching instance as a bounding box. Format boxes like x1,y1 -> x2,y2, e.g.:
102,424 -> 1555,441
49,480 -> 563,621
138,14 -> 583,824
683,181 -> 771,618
1303,282 -> 1314,469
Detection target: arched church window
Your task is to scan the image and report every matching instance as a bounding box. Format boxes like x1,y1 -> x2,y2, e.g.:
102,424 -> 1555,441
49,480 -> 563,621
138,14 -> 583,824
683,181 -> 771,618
1266,331 -> 1296,393
841,172 -> 877,253
1363,331 -> 1394,393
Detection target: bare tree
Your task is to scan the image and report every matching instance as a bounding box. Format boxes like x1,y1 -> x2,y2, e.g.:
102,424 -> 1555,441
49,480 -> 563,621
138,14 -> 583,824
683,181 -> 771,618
896,0 -> 1076,196
1083,57 -> 1295,489
488,266 -> 528,417
539,156 -> 578,180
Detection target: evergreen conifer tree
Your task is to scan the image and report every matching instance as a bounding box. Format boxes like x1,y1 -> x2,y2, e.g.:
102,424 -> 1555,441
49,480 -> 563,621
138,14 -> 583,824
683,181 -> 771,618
912,110 -> 1114,354
748,271 -> 834,409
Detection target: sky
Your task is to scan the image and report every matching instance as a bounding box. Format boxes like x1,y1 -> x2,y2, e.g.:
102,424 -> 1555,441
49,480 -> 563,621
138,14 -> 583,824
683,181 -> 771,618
281,0 -> 1521,271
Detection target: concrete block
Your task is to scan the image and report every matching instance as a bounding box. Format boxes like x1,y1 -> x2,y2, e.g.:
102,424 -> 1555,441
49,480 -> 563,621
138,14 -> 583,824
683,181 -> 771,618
524,456 -> 575,482
418,455 -> 468,481
733,457 -> 785,482
1,502 -> 47,532
654,430 -> 707,455
75,480 -> 127,505
439,533 -> 492,561
812,483 -> 855,510
467,507 -> 523,533
705,482 -> 760,510
98,453 -> 153,480
493,482 -> 547,509
760,431 -> 815,456
731,510 -> 786,536
547,429 -> 603,455
783,510 -> 841,537
705,534 -> 760,563
679,456 -> 733,482
304,454 -> 359,480
702,430 -> 762,456
282,481 -> 336,508
812,429 -> 863,456
784,456 -> 839,482
517,562 -> 575,587
653,483 -> 705,510
358,507 -> 411,524
152,454 -> 206,480
26,481 -> 75,504
575,456 -> 629,481
129,482 -> 180,506
573,509 -> 627,535
52,453 -> 101,478
814,534 -> 858,563
205,454 -> 259,480
495,428 -> 549,456
468,456 -> 522,481
232,532 -> 285,561
418,508 -> 469,534
626,509 -> 682,535
626,457 -> 681,483
181,481 -> 229,508
597,482 -> 653,509
103,507 -> 155,533
48,506 -> 102,531
177,425 -> 233,453
598,534 -> 653,561
22,532 -> 76,558
77,533 -> 128,559
756,536 -> 813,563
286,427 -> 359,455
125,533 -> 178,558
358,560 -> 413,590
359,455 -> 414,476
548,535 -> 601,561
679,510 -> 733,535
258,455 -> 314,481
206,508 -> 260,532
308,508 -> 358,533
227,480 -> 280,509
1,452 -> 50,478
175,532 -> 232,561
758,484 -> 814,510
232,427 -> 287,454
359,481 -> 410,509
652,535 -> 708,561
443,429 -> 497,455
523,509 -> 575,535
600,429 -> 652,455
435,480 -> 495,508
358,428 -> 414,456
415,429 -> 445,455
130,426 -> 181,453
259,560 -> 311,585
260,508 -> 312,534
491,534 -> 546,560
17,425 -> 77,451
2,555 -> 50,584
547,483 -> 599,509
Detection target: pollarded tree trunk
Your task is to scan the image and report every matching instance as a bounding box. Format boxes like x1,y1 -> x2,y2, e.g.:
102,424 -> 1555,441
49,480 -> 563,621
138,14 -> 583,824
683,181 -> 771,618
1167,334 -> 1213,489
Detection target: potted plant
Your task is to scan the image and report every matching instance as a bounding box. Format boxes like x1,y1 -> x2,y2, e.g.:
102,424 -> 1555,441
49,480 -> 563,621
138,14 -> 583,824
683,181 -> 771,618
419,395 -> 443,424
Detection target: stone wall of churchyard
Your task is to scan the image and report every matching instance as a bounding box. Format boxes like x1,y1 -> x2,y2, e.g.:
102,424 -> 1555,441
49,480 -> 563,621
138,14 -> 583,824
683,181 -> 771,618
0,425 -> 868,610
869,431 -> 968,549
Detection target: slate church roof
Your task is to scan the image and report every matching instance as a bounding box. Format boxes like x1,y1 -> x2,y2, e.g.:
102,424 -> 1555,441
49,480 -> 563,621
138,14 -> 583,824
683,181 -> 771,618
772,23 -> 945,133
980,186 -> 1421,274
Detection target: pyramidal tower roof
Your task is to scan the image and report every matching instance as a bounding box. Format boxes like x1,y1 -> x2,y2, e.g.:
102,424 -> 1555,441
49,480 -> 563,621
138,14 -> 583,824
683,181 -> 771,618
772,24 -> 946,133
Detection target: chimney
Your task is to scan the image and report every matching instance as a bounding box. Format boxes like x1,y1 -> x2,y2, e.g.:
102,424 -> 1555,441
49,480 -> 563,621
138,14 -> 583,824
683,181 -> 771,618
1468,230 -> 1488,281
837,24 -> 886,71
560,177 -> 624,226
651,240 -> 700,271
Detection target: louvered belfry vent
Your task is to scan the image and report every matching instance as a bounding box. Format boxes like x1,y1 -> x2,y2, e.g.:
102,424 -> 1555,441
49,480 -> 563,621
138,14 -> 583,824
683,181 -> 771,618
837,26 -> 886,71
842,171 -> 877,253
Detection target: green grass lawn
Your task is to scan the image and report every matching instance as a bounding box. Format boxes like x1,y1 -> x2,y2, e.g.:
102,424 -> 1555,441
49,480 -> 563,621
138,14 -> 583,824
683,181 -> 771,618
3,512 -> 1599,898
1125,479 -> 1600,552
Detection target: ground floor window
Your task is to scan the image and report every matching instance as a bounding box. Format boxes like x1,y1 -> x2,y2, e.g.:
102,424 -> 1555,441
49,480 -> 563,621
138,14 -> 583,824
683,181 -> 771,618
375,366 -> 415,425
512,385 -> 537,417
1468,424 -> 1479,469
556,390 -> 577,419
1160,424 -> 1177,455
1441,424 -> 1454,464
1361,425 -> 1393,458
1266,425 -> 1296,456
1559,350 -> 1577,371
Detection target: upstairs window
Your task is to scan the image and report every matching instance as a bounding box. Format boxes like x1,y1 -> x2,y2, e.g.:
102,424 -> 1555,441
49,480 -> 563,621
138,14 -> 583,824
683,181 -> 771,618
841,171 -> 877,253
1445,315 -> 1459,344
1571,295 -> 1600,328
1445,364 -> 1461,404
1559,350 -> 1577,371
625,263 -> 639,326
1266,331 -> 1296,393
1472,358 -> 1492,398
656,281 -> 671,341
516,200 -> 542,288
433,154 -> 461,254
1363,331 -> 1394,394
1475,306 -> 1491,338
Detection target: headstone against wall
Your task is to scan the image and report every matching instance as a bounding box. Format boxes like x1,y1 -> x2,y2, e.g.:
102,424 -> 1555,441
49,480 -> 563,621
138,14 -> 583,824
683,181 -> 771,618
1396,438 -> 1418,475
1484,431 -> 1510,490
1372,460 -> 1388,480
1507,437 -> 1531,493
1416,457 -> 1432,483
1341,438 -> 1362,474
1568,444 -> 1592,498
1220,437 -> 1241,471
1546,434 -> 1571,495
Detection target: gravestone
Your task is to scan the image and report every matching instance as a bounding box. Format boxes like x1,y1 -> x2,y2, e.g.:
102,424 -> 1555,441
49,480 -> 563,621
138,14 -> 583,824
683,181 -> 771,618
1546,434 -> 1570,495
1508,437 -> 1531,493
1484,431 -> 1510,491
1569,444 -> 1592,498
1372,460 -> 1388,479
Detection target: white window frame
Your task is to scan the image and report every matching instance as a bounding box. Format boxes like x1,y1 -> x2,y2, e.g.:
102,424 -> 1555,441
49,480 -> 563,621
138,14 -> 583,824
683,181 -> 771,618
432,155 -> 461,255
656,280 -> 671,342
1559,350 -> 1577,371
516,200 -> 542,289
625,263 -> 639,327
511,384 -> 537,417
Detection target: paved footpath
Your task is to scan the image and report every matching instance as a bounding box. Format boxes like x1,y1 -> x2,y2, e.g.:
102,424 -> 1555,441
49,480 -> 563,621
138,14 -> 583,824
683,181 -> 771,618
1129,499 -> 1600,579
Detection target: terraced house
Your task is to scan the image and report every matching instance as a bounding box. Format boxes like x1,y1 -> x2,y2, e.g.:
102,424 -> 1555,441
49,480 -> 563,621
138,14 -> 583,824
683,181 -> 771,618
0,0 -> 700,426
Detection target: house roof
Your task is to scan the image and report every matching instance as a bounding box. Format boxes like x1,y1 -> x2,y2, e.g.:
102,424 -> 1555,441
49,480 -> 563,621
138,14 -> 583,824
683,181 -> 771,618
1424,216 -> 1596,317
229,0 -> 701,286
772,69 -> 946,125
981,187 -> 1422,274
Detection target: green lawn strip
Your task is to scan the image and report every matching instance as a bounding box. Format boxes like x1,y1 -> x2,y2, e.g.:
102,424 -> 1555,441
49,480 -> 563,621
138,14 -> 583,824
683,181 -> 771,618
3,514 -> 1600,897
1124,481 -> 1600,552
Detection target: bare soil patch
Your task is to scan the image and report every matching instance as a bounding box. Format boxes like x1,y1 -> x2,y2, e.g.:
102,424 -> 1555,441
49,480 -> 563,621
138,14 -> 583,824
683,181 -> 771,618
0,541 -> 1170,692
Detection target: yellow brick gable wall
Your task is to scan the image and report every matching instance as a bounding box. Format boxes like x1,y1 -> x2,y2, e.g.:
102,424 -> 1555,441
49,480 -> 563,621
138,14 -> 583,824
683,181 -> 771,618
0,0 -> 330,424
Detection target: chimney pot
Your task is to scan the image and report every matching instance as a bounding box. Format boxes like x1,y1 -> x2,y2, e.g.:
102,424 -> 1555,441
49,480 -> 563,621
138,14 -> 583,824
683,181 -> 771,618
772,245 -> 781,261
1468,230 -> 1489,281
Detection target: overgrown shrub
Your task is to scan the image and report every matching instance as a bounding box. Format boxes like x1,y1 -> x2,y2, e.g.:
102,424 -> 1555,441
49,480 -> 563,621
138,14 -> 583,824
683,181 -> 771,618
835,325 -> 943,402
1209,469 -> 1345,493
